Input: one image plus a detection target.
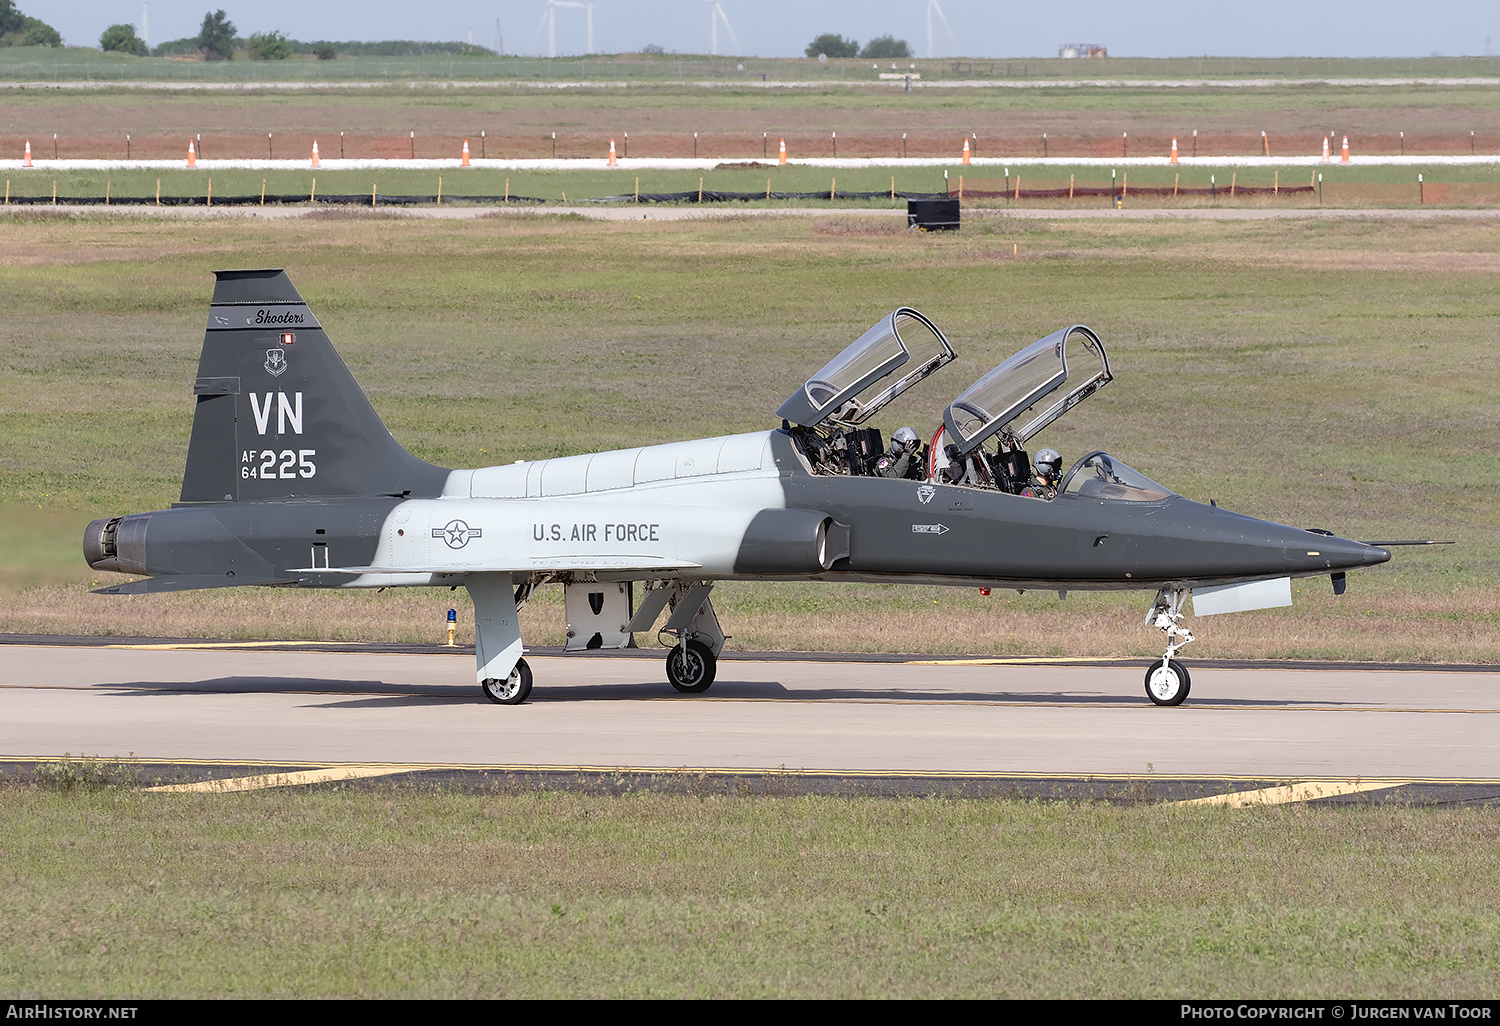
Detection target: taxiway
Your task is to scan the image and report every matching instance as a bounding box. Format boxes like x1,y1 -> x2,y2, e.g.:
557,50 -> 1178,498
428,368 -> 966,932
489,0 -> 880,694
3,643 -> 1496,785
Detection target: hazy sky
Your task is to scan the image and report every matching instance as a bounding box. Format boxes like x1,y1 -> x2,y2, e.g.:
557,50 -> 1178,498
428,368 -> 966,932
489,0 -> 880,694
45,1 -> 1500,59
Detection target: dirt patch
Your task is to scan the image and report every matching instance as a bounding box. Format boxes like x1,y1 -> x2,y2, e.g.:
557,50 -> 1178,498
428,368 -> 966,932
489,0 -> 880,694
2,89 -> 1498,160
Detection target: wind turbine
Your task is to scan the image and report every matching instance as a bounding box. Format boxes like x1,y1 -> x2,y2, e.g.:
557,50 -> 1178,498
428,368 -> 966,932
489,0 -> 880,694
694,0 -> 739,56
926,0 -> 955,58
140,1 -> 148,49
532,0 -> 594,58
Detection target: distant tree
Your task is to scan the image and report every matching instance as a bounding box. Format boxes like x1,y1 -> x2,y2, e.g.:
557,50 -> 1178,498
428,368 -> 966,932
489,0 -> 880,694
248,29 -> 289,60
16,18 -> 57,46
0,1 -> 60,47
100,23 -> 149,56
859,35 -> 911,59
805,33 -> 858,59
197,9 -> 236,60
313,43 -> 336,60
641,43 -> 664,54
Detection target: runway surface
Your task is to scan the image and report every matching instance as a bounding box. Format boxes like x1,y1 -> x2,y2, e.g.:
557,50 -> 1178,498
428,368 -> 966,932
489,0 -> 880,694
4,643 -> 1498,793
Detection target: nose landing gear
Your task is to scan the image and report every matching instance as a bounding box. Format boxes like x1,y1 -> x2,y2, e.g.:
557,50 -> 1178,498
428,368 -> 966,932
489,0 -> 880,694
1145,587 -> 1195,706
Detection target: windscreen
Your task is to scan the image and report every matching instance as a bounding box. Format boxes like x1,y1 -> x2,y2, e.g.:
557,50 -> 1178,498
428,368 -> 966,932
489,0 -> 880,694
1060,452 -> 1174,502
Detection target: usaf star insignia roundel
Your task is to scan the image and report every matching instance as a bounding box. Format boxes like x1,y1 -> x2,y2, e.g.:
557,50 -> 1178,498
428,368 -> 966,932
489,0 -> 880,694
433,519 -> 483,549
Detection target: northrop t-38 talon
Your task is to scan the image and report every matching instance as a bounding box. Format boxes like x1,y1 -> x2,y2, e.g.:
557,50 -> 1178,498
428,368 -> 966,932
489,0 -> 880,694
85,269 -> 1399,706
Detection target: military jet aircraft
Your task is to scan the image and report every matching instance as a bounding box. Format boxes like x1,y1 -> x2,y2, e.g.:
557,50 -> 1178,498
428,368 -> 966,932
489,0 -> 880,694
84,269 -> 1397,707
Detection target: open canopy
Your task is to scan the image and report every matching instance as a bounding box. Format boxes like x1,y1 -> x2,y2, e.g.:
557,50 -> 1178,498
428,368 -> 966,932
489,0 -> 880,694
777,308 -> 955,428
941,325 -> 1112,455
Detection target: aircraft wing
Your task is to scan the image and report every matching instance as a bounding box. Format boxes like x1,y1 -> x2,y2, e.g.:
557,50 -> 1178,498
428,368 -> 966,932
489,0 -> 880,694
92,574 -> 289,595
286,555 -> 704,576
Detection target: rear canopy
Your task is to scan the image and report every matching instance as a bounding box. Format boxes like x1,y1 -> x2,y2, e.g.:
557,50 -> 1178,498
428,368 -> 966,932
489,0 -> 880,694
777,309 -> 955,428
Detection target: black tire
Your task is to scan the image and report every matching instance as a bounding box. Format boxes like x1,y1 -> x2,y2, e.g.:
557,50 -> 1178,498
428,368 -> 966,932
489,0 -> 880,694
666,640 -> 716,693
482,658 -> 533,705
1144,659 -> 1191,706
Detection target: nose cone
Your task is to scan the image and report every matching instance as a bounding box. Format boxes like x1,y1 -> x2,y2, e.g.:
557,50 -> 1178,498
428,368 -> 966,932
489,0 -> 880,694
1284,532 -> 1390,574
1152,499 -> 1391,583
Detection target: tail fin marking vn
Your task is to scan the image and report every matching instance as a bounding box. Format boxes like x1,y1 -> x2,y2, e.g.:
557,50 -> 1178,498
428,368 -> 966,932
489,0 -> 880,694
180,269 -> 450,504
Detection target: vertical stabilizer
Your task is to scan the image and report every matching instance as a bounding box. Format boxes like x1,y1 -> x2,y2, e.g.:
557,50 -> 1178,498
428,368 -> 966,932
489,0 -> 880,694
180,269 -> 450,503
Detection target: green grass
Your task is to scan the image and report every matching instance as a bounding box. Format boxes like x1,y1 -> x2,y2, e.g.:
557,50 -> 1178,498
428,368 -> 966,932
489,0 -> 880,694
3,46 -> 1500,84
1,782 -> 1498,998
0,212 -> 1495,658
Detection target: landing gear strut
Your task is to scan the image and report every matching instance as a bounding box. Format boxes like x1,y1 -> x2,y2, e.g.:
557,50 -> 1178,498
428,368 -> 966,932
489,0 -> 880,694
1144,587 -> 1194,706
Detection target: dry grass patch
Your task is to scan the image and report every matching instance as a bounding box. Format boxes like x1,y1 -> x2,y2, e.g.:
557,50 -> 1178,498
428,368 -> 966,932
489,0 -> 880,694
810,215 -> 911,237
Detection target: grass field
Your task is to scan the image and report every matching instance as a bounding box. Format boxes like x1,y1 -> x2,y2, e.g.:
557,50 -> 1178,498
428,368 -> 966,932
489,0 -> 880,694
4,46 -> 1500,84
2,779 -> 1498,998
4,75 -> 1500,162
0,210 -> 1495,660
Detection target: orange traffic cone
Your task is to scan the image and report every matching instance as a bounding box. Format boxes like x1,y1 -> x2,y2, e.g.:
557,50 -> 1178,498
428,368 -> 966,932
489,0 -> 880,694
962,137 -> 971,165
311,139 -> 321,168
1170,137 -> 1178,165
608,138 -> 617,167
1340,136 -> 1350,163
23,139 -> 31,167
462,139 -> 471,167
1321,136 -> 1331,163
187,139 -> 196,168
778,137 -> 787,165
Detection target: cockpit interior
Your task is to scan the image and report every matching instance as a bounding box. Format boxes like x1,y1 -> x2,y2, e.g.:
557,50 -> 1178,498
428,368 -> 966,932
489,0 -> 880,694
779,309 -> 1173,503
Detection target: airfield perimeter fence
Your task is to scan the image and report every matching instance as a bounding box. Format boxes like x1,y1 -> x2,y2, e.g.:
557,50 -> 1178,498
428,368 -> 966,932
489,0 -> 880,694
9,180 -> 1500,208
0,188 -> 954,208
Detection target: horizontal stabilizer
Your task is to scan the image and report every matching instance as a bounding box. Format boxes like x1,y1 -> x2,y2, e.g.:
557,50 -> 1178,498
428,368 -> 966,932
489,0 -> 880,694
287,556 -> 703,576
92,574 -> 287,595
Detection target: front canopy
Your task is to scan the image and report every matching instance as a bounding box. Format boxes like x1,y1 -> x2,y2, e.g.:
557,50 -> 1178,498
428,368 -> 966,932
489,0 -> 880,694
941,325 -> 1112,455
777,308 -> 955,428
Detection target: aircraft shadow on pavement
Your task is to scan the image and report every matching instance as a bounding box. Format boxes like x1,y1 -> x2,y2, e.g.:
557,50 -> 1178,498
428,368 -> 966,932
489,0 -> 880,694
108,677 -> 476,703
103,676 -> 1355,708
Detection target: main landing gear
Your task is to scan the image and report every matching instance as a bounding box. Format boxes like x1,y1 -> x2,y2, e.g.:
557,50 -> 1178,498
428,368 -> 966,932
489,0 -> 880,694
653,581 -> 726,695
1144,586 -> 1194,706
482,658 -> 533,705
666,640 -> 717,693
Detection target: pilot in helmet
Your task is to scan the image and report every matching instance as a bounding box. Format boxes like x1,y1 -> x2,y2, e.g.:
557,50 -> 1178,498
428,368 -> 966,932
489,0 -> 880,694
1023,447 -> 1063,500
877,427 -> 923,480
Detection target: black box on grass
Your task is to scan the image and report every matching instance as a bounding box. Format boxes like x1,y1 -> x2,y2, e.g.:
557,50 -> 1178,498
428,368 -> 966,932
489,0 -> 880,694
907,198 -> 960,231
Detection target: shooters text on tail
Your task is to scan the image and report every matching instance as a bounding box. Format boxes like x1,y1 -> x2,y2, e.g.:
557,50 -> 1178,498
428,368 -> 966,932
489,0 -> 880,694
84,269 -> 1399,707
